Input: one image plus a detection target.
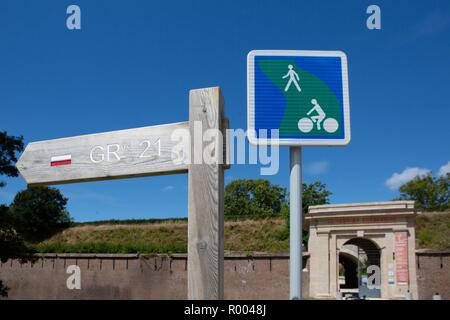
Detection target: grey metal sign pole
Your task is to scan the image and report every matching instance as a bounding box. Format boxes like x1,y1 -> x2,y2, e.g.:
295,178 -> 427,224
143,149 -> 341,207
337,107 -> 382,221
289,146 -> 302,299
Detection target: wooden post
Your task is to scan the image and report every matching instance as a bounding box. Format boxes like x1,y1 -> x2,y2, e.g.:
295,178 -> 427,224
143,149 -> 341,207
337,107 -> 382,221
188,87 -> 225,300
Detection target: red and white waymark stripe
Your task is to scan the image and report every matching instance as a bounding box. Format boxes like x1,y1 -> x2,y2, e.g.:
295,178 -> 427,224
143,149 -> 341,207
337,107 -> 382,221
50,155 -> 72,167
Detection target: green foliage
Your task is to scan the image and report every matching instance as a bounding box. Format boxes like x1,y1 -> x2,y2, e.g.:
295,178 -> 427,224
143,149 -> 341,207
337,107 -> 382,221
0,205 -> 35,298
33,220 -> 189,254
358,258 -> 370,277
282,180 -> 332,247
32,242 -> 187,255
397,173 -> 449,211
25,212 -> 450,255
0,131 -> 29,247
225,218 -> 289,252
0,131 -> 27,297
0,280 -> 8,298
225,179 -> 332,218
225,179 -> 287,216
301,181 -> 332,213
339,264 -> 345,277
0,205 -> 34,263
9,186 -> 73,242
0,132 -> 24,188
75,217 -> 188,226
282,180 -> 332,224
32,217 -> 291,254
416,213 -> 450,249
224,178 -> 331,249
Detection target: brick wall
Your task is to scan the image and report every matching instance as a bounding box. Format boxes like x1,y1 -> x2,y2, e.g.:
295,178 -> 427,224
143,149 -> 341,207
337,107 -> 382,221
416,251 -> 450,300
0,253 -> 309,300
1,252 -> 447,299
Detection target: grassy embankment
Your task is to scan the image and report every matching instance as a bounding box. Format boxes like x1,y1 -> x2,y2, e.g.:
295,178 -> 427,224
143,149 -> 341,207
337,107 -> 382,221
32,217 -> 289,254
31,212 -> 450,254
415,212 -> 450,250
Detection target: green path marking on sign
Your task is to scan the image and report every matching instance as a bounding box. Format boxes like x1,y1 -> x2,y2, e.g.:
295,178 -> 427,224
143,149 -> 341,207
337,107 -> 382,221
257,59 -> 342,137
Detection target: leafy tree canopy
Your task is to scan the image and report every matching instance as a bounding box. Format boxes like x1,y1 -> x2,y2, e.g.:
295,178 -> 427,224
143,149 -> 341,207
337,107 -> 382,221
0,205 -> 33,263
0,131 -> 27,297
9,186 -> 72,242
224,179 -> 332,217
0,205 -> 35,298
301,181 -> 332,213
397,173 -> 449,211
225,179 -> 287,216
0,132 -> 24,188
282,180 -> 332,237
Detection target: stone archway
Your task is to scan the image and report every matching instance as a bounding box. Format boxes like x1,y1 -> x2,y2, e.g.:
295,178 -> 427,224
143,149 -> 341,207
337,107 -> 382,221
306,201 -> 418,299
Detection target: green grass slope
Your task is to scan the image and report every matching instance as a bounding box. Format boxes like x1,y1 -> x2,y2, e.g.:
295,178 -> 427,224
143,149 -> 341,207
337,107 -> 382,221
32,218 -> 288,254
416,212 -> 450,250
30,212 -> 450,254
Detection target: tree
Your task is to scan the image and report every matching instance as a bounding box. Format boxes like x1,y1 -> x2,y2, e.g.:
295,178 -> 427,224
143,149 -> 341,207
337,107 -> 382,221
0,281 -> 7,298
224,178 -> 332,246
225,179 -> 332,218
0,131 -> 26,297
397,173 -> 449,211
9,186 -> 72,242
282,180 -> 332,220
301,181 -> 332,213
0,205 -> 32,261
0,132 -> 24,187
0,205 -> 35,297
282,180 -> 332,243
225,179 -> 287,217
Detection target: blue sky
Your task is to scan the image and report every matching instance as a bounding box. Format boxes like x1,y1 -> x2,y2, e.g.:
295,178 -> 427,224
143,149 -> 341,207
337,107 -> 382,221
1,0 -> 449,222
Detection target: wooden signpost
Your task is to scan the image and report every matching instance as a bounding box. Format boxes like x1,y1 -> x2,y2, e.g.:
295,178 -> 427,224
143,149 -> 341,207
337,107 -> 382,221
16,86 -> 229,300
17,122 -> 190,185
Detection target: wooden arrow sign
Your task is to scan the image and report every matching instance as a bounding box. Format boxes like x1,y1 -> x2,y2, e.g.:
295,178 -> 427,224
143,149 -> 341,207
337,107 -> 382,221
16,122 -> 191,186
16,87 -> 229,300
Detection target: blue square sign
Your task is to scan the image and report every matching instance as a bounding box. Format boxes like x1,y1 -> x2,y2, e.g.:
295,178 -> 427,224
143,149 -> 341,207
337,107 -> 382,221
247,50 -> 351,146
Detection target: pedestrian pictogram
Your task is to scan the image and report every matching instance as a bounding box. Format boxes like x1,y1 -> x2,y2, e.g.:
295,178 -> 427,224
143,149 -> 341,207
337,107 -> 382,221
282,64 -> 301,92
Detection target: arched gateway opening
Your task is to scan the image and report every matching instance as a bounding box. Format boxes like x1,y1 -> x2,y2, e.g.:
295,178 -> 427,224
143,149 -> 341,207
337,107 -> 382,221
339,252 -> 358,289
339,238 -> 381,298
306,201 -> 418,299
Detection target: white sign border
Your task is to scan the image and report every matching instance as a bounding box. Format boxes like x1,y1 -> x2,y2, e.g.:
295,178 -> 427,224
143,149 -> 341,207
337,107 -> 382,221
247,50 -> 351,146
